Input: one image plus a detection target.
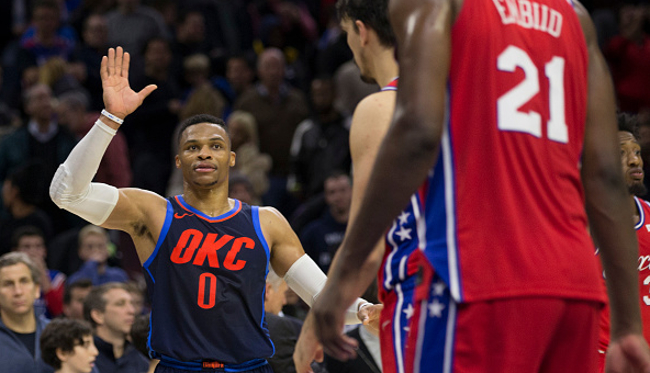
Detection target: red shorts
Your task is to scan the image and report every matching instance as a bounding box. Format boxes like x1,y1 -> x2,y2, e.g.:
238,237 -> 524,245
402,257 -> 603,373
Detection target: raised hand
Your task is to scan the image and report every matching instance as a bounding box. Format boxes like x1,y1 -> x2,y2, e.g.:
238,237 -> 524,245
100,47 -> 157,120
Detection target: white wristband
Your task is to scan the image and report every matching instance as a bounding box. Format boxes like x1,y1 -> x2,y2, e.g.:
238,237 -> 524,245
101,109 -> 124,125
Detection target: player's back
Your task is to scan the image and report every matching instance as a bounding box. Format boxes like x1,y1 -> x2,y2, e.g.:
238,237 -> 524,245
423,0 -> 603,303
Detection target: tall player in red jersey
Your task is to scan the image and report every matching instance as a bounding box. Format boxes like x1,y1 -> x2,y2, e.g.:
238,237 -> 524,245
309,0 -> 650,372
598,113 -> 650,372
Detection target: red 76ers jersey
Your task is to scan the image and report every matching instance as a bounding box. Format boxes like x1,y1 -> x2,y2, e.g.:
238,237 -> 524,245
598,196 -> 650,352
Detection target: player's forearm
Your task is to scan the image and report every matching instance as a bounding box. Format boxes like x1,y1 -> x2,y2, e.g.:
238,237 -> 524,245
586,176 -> 642,338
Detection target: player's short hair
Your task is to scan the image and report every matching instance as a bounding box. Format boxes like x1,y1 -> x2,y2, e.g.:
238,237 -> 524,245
336,0 -> 396,47
40,319 -> 93,370
176,114 -> 228,148
83,282 -> 129,328
0,252 -> 41,285
64,279 -> 93,305
618,112 -> 639,137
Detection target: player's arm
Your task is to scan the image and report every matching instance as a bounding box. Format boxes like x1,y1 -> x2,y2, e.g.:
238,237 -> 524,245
49,47 -> 163,262
260,206 -> 370,323
576,2 -> 650,371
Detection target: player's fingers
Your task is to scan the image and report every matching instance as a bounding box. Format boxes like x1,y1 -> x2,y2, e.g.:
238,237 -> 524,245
122,52 -> 130,80
323,335 -> 358,361
100,56 -> 108,81
138,84 -> 158,100
107,48 -> 115,76
115,46 -> 123,77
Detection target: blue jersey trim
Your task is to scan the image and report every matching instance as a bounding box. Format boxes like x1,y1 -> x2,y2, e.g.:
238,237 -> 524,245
143,200 -> 174,283
252,206 -> 274,356
635,197 -> 645,231
251,206 -> 271,263
176,195 -> 241,222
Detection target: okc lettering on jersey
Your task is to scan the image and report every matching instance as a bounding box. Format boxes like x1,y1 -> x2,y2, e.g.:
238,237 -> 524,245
492,0 -> 563,38
170,228 -> 255,271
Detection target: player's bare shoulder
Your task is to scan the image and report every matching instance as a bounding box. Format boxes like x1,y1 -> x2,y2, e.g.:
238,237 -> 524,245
350,90 -> 397,154
257,205 -> 292,242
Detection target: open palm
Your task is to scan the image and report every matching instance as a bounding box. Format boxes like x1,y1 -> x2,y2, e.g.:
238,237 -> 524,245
101,46 -> 156,119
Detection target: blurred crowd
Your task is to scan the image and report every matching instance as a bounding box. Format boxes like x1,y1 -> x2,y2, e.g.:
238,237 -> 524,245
0,0 -> 648,372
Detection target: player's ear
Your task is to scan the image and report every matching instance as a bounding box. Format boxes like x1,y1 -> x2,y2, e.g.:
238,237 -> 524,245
229,151 -> 236,167
356,20 -> 369,46
175,155 -> 181,169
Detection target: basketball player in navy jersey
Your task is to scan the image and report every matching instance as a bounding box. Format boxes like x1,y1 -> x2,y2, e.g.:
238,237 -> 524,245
49,47 -> 375,373
308,0 -> 650,372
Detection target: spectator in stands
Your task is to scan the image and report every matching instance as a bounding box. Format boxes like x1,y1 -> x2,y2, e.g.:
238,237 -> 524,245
124,282 -> 146,316
105,0 -> 169,66
67,225 -> 128,286
333,59 -> 379,117
603,2 -> 650,112
83,282 -> 148,373
0,83 -> 78,233
235,48 -> 308,213
40,318 -> 98,373
18,0 -> 77,66
299,171 -> 351,273
0,252 -> 52,373
290,77 -> 351,198
0,162 -> 54,255
63,279 -> 93,320
57,92 -> 132,188
228,110 -> 272,199
264,269 -> 306,373
129,314 -> 158,373
12,226 -> 66,317
123,37 -> 180,196
69,14 -> 109,111
229,173 -> 259,205
171,10 -> 210,84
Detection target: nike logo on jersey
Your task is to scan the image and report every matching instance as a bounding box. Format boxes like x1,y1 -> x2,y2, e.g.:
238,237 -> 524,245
174,213 -> 195,219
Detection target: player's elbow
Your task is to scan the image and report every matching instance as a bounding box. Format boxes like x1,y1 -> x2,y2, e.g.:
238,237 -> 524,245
393,106 -> 443,158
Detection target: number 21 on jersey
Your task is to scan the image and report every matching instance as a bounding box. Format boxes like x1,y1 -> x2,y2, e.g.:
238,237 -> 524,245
497,45 -> 568,143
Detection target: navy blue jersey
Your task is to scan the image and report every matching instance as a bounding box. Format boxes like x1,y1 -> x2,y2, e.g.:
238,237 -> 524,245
143,196 -> 274,364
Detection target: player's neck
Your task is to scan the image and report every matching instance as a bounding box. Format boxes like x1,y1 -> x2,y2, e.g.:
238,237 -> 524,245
182,187 -> 233,217
371,48 -> 399,89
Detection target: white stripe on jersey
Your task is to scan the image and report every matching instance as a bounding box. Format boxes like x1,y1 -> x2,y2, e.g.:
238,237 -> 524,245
413,298 -> 428,373
394,283 -> 406,373
443,300 -> 457,373
384,221 -> 399,289
442,92 -> 461,301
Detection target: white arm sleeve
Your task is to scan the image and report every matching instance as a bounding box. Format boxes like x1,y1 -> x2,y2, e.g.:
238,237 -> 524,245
49,119 -> 119,225
283,254 -> 371,325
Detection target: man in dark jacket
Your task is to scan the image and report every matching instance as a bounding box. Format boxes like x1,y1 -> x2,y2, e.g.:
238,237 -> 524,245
0,252 -> 53,373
